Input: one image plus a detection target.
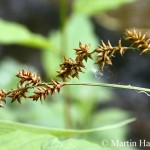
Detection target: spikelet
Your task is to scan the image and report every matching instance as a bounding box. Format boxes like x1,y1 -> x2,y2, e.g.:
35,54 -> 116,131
8,85 -> 28,104
29,80 -> 63,102
57,42 -> 93,81
74,42 -> 93,62
0,90 -> 7,106
57,57 -> 85,81
16,70 -> 41,86
125,29 -> 150,54
94,40 -> 126,70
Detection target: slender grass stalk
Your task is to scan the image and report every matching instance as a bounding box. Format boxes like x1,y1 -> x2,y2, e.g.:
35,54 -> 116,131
63,82 -> 150,93
6,82 -> 150,96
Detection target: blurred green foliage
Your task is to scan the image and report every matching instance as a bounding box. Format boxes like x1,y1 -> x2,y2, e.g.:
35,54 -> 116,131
0,131 -> 102,150
0,0 -> 136,149
0,119 -> 135,150
73,0 -> 136,16
0,19 -> 52,49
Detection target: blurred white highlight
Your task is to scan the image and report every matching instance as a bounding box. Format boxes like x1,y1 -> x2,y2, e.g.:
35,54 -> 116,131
90,66 -> 103,79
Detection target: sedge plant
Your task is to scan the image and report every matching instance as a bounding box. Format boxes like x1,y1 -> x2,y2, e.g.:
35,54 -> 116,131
0,29 -> 150,108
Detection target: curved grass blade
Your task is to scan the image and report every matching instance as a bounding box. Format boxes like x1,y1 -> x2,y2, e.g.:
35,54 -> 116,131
0,118 -> 135,137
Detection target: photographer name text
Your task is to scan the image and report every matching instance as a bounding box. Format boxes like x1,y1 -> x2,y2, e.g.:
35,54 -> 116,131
102,139 -> 150,147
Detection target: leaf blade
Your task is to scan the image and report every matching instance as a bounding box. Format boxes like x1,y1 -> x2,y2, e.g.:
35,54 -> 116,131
0,118 -> 135,137
73,0 -> 136,16
0,19 -> 52,49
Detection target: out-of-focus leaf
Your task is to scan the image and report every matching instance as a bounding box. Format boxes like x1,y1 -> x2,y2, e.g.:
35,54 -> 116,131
0,118 -> 135,137
0,58 -> 65,128
42,31 -> 61,78
14,99 -> 66,128
42,15 -> 99,78
42,15 -> 114,128
43,138 -> 102,150
0,19 -> 52,49
0,131 -> 103,150
63,15 -> 114,125
84,109 -> 133,144
0,131 -> 56,150
0,58 -> 37,90
73,0 -> 136,16
0,58 -> 21,90
43,15 -> 112,99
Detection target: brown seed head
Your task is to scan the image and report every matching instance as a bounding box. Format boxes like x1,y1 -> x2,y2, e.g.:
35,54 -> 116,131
94,40 -> 115,70
16,70 -> 41,86
94,40 -> 126,70
74,42 -> 93,62
125,29 -> 150,54
57,57 -> 84,81
0,89 -> 7,103
8,87 -> 28,104
29,80 -> 63,102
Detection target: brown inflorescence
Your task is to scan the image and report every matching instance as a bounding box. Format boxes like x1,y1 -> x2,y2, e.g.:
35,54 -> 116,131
125,29 -> 150,54
57,42 -> 93,81
0,90 -> 7,107
94,40 -> 126,70
0,90 -> 7,103
16,70 -> 41,86
57,57 -> 85,81
0,70 -> 64,107
29,80 -> 64,103
8,85 -> 28,104
74,42 -> 93,62
0,29 -> 150,108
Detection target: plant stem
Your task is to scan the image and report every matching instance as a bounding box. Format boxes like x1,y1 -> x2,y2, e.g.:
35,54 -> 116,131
7,82 -> 150,96
63,82 -> 150,93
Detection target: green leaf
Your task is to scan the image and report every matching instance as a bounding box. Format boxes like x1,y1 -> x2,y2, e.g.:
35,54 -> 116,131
43,138 -> 102,150
0,19 -> 52,49
0,131 -> 56,150
0,130 -> 103,150
42,31 -> 62,78
42,15 -> 99,78
73,0 -> 136,16
0,118 -> 135,137
83,109 -> 135,148
91,109 -> 131,141
41,15 -> 113,129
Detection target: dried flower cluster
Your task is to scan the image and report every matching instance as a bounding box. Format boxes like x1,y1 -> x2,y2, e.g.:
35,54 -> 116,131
57,42 -> 93,81
0,90 -> 7,107
0,29 -> 149,107
0,70 -> 63,107
94,40 -> 126,70
57,29 -> 149,75
74,42 -> 93,62
125,29 -> 150,54
29,81 -> 63,103
8,85 -> 28,104
57,57 -> 84,81
16,70 -> 41,86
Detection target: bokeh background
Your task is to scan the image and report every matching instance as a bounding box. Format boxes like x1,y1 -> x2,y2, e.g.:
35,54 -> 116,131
0,0 -> 149,149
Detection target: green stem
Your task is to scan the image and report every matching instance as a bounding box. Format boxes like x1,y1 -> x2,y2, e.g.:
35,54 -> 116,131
7,82 -> 150,95
63,82 -> 150,93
